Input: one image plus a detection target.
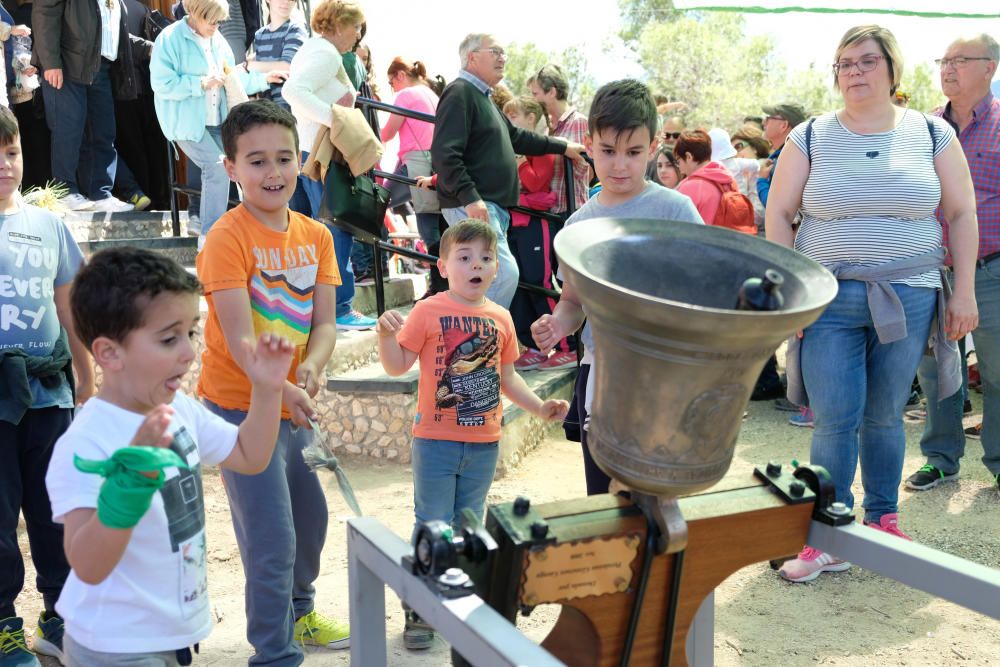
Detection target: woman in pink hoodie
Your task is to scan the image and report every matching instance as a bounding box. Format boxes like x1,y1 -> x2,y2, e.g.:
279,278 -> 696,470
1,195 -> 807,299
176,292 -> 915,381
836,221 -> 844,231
674,129 -> 756,234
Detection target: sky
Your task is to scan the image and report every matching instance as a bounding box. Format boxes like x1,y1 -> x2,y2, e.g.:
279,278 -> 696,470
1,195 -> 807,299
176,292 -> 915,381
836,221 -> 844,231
363,1 -> 1000,92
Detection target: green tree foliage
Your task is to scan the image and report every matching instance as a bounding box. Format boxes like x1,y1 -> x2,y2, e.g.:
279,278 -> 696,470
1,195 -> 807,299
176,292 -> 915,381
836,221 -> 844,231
502,43 -> 598,112
638,13 -> 784,129
554,45 -> 598,113
780,65 -> 839,118
501,42 -> 550,96
631,6 -> 949,130
619,0 -> 679,46
902,63 -> 946,113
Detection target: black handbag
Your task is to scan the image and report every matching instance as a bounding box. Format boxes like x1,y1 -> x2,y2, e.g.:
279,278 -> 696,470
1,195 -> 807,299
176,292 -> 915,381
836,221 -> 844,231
318,160 -> 389,243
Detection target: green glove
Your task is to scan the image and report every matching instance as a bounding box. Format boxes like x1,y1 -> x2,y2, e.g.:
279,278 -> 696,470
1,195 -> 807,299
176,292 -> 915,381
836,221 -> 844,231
74,447 -> 189,530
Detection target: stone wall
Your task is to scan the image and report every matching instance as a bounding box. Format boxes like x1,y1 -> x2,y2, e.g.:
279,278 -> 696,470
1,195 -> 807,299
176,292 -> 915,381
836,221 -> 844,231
322,392 -> 414,462
64,211 -> 188,241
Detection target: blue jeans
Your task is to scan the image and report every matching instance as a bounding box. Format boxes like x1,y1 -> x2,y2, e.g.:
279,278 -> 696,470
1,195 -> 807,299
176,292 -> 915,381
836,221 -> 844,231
801,280 -> 937,523
204,401 -> 327,667
416,213 -> 443,247
442,202 -> 517,309
114,157 -> 143,199
176,127 -> 228,239
41,60 -> 117,200
410,437 -> 499,542
917,258 -> 1000,476
289,153 -> 355,318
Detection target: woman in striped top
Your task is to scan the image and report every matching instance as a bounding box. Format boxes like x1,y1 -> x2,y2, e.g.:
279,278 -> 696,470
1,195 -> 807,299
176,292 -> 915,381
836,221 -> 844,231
766,25 -> 980,583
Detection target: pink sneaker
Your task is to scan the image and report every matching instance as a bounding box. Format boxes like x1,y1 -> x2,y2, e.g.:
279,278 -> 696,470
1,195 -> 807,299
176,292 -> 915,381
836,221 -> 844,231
538,349 -> 578,370
778,546 -> 851,583
864,513 -> 911,540
514,349 -> 548,371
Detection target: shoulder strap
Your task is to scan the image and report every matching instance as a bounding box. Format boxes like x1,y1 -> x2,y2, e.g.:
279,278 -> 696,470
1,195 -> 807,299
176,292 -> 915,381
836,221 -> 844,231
805,117 -> 816,165
924,113 -> 937,155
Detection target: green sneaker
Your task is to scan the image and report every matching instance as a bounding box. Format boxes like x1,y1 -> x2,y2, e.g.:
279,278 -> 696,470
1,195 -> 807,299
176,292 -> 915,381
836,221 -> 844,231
0,617 -> 41,666
293,610 -> 349,650
33,612 -> 64,664
128,192 -> 152,211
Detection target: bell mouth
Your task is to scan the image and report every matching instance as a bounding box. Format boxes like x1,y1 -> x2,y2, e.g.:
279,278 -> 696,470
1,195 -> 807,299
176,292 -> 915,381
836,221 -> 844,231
555,217 -> 838,319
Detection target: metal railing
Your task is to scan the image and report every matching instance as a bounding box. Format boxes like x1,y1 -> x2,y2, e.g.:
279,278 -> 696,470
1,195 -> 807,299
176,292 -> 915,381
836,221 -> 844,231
354,96 -> 584,315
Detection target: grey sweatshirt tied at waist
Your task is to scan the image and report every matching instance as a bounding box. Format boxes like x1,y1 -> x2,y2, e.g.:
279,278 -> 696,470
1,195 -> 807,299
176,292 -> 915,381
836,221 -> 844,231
786,247 -> 961,407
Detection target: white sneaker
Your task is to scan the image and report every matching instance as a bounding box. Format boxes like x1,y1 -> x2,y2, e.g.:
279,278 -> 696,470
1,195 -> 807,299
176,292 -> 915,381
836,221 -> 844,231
91,197 -> 135,213
60,193 -> 95,211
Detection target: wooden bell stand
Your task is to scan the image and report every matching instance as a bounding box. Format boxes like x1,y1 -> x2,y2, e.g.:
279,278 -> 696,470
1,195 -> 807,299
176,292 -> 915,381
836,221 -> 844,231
486,467 -> 824,667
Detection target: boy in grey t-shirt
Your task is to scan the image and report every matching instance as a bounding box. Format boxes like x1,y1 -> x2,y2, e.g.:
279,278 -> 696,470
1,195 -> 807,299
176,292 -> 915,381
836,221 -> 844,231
531,79 -> 703,495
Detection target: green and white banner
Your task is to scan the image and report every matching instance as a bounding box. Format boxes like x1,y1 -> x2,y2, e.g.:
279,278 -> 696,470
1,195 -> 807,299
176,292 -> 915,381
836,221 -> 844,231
673,1 -> 1000,19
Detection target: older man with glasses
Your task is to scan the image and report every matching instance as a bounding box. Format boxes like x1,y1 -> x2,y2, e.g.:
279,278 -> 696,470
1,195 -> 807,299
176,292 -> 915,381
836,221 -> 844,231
431,33 -> 585,309
906,33 -> 1000,496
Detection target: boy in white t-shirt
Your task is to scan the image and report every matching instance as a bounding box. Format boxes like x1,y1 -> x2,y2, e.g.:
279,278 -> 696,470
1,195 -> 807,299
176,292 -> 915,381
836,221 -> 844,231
45,247 -> 296,666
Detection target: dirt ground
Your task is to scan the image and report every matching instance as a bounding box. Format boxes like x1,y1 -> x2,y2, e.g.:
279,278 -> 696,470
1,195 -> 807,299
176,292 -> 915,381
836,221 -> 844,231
16,392 -> 1000,666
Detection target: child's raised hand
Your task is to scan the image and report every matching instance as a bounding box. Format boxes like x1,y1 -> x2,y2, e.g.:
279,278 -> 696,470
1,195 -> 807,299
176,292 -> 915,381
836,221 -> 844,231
130,404 -> 175,449
530,314 -> 565,355
376,309 -> 406,338
241,333 -> 295,393
538,399 -> 570,422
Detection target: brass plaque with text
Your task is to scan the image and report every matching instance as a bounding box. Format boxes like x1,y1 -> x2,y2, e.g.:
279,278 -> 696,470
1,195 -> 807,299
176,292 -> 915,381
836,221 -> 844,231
520,534 -> 641,605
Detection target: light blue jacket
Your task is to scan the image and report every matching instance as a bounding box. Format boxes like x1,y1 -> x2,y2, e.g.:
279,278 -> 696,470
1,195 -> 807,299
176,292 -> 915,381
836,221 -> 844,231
150,18 -> 267,142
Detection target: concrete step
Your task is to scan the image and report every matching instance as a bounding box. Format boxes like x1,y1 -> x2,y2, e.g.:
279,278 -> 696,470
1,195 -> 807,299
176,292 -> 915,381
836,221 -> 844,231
322,358 -> 577,473
66,209 -> 197,266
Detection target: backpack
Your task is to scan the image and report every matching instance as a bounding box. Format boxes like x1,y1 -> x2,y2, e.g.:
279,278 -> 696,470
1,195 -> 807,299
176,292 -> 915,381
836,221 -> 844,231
688,174 -> 757,234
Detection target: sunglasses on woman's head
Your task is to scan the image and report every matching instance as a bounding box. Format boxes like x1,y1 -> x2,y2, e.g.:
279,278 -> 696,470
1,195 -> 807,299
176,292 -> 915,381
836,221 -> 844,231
732,141 -> 747,151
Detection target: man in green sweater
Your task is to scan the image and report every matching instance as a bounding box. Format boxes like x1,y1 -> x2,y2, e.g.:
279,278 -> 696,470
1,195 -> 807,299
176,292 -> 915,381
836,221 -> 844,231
431,33 -> 585,308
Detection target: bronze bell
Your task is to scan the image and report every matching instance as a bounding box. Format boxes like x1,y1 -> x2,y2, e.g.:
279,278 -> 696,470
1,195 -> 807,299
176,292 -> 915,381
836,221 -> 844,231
555,218 -> 838,497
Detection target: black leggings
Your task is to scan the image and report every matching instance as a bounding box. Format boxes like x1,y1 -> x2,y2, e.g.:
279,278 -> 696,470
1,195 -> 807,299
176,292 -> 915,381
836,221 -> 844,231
570,364 -> 611,495
0,407 -> 73,617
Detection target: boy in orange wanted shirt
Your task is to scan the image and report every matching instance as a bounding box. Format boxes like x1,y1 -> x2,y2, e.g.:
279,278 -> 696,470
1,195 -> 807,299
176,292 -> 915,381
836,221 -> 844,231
377,219 -> 569,650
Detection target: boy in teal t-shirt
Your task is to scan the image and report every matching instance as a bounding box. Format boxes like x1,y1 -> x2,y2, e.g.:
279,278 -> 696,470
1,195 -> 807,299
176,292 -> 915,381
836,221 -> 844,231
0,103 -> 93,666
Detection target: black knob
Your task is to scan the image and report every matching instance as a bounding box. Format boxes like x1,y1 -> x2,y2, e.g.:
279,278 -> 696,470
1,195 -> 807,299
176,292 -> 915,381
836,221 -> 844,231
513,496 -> 531,516
530,522 -> 549,539
736,269 -> 785,311
789,481 -> 806,498
766,461 -> 782,477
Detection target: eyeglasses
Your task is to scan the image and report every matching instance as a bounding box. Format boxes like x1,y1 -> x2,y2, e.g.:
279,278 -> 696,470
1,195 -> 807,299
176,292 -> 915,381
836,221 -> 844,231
764,115 -> 785,123
935,56 -> 993,69
732,141 -> 747,151
476,47 -> 506,59
832,55 -> 884,75
663,132 -> 681,140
